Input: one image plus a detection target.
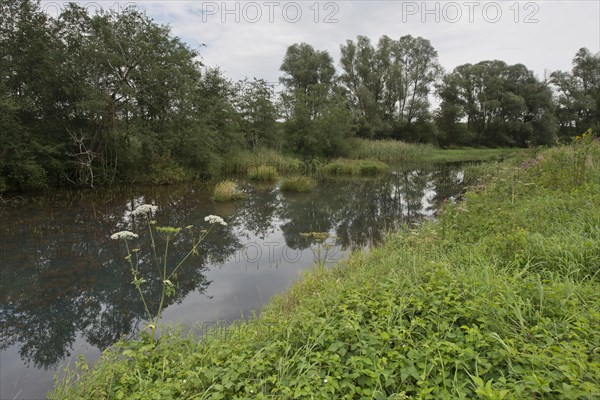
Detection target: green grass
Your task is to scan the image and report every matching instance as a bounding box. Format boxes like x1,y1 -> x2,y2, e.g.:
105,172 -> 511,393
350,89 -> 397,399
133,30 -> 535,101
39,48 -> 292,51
350,138 -> 532,164
323,159 -> 389,176
247,165 -> 279,182
222,148 -> 304,175
222,143 -> 530,180
280,176 -> 317,192
423,147 -> 532,163
349,138 -> 435,162
51,139 -> 600,399
212,180 -> 245,202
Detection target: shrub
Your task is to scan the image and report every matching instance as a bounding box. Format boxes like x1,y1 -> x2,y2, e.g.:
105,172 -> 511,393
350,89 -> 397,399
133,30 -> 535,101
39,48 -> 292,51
213,180 -> 245,202
247,165 -> 279,182
280,176 -> 316,192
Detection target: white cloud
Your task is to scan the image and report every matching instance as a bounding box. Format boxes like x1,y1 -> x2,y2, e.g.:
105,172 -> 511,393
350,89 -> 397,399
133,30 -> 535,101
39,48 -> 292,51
62,1 -> 600,81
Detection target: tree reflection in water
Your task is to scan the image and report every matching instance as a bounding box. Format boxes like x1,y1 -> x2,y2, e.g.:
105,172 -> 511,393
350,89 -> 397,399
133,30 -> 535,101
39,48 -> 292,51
0,164 -> 465,370
0,184 -> 241,369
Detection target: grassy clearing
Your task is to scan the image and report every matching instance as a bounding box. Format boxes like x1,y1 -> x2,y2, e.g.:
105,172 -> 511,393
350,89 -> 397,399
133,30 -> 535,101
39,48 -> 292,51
280,176 -> 317,192
247,165 -> 279,182
323,159 -> 389,176
212,180 -> 245,202
52,138 -> 600,399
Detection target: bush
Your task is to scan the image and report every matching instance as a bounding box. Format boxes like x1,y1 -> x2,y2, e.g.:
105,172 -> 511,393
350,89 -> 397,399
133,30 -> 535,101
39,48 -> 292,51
280,176 -> 316,192
247,165 -> 279,182
146,159 -> 191,185
323,159 -> 389,176
213,180 -> 245,202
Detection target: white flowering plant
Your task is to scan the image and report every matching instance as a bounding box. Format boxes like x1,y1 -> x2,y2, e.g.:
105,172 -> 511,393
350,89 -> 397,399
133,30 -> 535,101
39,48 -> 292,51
111,204 -> 227,344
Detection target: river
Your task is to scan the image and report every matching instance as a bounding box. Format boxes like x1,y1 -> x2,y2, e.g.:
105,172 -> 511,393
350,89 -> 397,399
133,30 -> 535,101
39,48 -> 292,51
0,163 -> 466,399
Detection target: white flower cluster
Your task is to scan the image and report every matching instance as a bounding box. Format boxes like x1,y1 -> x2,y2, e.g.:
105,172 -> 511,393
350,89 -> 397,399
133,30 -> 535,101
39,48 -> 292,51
110,231 -> 139,240
132,204 -> 158,217
204,215 -> 227,226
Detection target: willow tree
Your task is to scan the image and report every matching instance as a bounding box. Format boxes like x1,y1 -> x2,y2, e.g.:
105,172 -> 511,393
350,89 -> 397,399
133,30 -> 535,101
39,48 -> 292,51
280,43 -> 352,157
437,61 -> 556,146
551,48 -> 600,137
340,35 -> 442,141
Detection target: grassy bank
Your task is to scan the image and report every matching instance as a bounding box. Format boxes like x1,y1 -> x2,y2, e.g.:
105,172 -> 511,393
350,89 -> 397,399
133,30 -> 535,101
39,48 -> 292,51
221,148 -> 305,175
2,141 -> 530,192
221,142 -> 532,179
323,159 -> 389,176
349,138 -> 532,163
51,139 -> 600,399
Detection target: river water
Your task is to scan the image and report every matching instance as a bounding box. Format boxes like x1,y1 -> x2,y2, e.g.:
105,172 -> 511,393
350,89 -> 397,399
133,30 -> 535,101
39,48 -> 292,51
0,164 -> 466,399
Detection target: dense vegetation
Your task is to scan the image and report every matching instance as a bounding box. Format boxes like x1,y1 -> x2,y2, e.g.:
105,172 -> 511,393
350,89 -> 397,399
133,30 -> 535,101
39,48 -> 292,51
50,134 -> 599,399
1,1 -> 599,191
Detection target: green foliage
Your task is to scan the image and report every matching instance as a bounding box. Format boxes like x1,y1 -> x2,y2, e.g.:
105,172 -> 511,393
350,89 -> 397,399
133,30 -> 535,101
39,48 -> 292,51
437,60 -> 557,147
52,141 -> 600,399
340,35 -> 442,140
235,78 -> 281,149
425,148 -> 532,163
551,48 -> 600,138
280,176 -> 316,192
348,139 -> 532,164
323,159 -> 389,176
280,43 -> 355,157
0,1 -> 243,190
247,165 -> 279,182
280,43 -> 335,93
349,139 -> 435,162
221,147 -> 304,175
283,91 -> 354,157
523,129 -> 599,191
213,180 -> 245,202
145,157 -> 192,185
1,2 -> 598,191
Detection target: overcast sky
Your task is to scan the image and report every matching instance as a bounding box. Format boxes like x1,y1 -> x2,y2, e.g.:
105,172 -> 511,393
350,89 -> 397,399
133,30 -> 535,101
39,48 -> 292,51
46,1 -> 600,83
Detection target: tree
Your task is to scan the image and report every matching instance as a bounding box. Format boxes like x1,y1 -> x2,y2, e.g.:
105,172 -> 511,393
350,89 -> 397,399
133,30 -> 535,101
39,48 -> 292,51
437,61 -> 556,147
235,78 -> 281,149
0,0 -> 62,189
0,2 -> 245,189
340,35 -> 442,141
339,35 -> 399,138
551,48 -> 600,137
280,43 -> 353,156
394,35 -> 442,139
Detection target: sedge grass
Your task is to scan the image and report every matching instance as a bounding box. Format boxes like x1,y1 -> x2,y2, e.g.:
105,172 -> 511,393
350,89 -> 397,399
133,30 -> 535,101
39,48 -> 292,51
213,180 -> 245,202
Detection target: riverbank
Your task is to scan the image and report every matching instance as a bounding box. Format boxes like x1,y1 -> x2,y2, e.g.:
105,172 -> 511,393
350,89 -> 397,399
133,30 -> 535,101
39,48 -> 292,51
224,140 -> 532,173
50,138 -> 600,399
348,139 -> 532,163
1,140 -> 531,193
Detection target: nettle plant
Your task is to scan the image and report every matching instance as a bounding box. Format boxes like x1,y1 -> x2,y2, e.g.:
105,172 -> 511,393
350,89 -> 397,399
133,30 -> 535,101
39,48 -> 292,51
110,204 -> 227,344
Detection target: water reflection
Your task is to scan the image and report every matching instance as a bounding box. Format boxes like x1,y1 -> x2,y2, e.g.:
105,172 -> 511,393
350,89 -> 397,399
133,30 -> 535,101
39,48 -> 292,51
0,163 -> 465,398
0,185 -> 242,370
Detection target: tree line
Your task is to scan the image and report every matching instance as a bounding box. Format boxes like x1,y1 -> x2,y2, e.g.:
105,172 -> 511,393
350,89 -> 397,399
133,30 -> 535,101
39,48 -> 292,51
1,1 -> 598,190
